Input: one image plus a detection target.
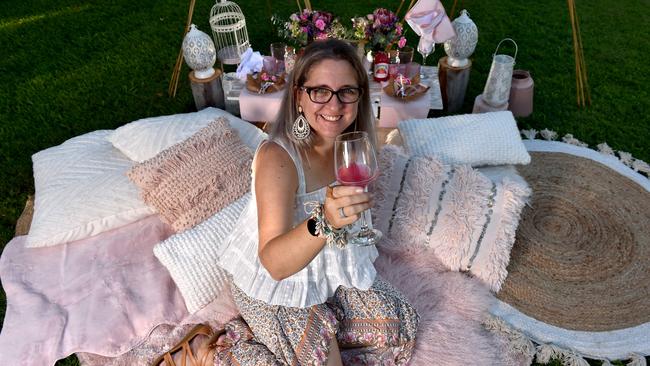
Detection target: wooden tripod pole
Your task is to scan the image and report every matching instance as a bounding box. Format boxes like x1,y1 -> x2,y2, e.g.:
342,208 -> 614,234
568,0 -> 591,107
168,0 -> 197,97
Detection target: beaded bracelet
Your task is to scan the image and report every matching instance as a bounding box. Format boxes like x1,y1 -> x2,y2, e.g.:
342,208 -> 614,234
304,201 -> 348,249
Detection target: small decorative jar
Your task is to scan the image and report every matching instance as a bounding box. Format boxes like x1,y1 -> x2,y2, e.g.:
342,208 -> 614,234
443,10 -> 478,68
373,51 -> 389,82
508,70 -> 534,117
182,24 -> 217,79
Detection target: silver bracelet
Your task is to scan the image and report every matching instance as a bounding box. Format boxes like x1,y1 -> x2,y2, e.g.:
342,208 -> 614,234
305,201 -> 348,249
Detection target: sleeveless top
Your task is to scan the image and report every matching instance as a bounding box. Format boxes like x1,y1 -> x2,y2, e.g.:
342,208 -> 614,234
217,138 -> 378,308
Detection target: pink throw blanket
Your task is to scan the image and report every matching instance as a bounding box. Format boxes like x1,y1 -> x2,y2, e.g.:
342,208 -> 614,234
0,215 -> 187,366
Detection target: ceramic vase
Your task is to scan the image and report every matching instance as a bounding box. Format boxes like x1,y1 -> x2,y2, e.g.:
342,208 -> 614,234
444,10 -> 478,68
183,24 -> 217,79
508,70 -> 534,117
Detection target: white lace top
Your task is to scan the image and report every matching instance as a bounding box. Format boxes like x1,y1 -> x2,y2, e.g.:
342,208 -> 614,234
217,138 -> 378,308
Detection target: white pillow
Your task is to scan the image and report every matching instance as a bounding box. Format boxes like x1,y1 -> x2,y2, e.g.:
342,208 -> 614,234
398,111 -> 531,167
26,130 -> 155,248
153,193 -> 250,313
108,107 -> 267,162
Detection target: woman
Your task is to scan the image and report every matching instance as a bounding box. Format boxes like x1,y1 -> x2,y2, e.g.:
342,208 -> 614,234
156,39 -> 419,366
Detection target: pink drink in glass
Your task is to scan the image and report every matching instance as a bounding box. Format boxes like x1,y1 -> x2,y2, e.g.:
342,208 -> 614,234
337,163 -> 377,188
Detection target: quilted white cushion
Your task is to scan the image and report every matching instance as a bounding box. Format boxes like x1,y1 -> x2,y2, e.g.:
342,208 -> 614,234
26,130 -> 155,248
398,111 -> 531,167
108,108 -> 267,162
153,193 -> 250,313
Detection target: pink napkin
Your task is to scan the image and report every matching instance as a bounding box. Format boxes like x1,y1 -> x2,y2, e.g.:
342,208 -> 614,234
405,0 -> 456,50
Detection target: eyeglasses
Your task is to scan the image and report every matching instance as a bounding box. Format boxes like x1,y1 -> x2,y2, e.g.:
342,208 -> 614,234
300,86 -> 363,104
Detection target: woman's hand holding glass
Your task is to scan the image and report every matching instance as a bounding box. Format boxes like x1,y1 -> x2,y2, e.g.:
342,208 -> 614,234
324,186 -> 372,230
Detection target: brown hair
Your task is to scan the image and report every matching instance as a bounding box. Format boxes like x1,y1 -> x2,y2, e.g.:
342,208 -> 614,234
271,38 -> 376,150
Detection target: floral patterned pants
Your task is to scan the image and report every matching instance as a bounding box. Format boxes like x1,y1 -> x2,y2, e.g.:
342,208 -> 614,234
215,278 -> 419,366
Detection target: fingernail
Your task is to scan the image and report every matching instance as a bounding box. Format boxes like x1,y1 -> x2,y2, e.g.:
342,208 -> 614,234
355,188 -> 364,193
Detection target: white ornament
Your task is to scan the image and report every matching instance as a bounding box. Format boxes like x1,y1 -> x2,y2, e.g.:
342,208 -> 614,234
520,129 -> 538,140
540,129 -> 557,141
182,24 -> 217,79
597,142 -> 615,156
562,134 -> 588,147
444,10 -> 478,68
618,151 -> 633,166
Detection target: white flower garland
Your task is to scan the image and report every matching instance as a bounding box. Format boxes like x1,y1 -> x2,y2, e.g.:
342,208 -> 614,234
520,128 -> 650,180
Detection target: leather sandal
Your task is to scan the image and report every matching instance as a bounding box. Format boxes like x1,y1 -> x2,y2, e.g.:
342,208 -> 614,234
151,323 -> 214,366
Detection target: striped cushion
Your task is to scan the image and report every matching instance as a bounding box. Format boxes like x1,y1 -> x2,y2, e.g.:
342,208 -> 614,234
372,145 -> 531,292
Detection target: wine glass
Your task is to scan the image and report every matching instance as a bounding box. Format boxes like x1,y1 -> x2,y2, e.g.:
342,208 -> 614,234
417,37 -> 434,80
334,131 -> 382,246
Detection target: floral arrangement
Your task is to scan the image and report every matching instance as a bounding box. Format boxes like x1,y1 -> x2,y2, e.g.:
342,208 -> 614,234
352,8 -> 406,52
272,9 -> 347,47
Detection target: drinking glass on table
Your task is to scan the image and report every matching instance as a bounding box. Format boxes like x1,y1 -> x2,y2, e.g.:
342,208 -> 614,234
417,37 -> 434,80
270,42 -> 287,73
334,131 -> 382,246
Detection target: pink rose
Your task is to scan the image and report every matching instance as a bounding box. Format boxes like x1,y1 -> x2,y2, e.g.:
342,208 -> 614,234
315,18 -> 326,31
398,36 -> 407,48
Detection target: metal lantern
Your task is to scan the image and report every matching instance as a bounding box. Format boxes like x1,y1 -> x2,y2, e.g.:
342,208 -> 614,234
209,0 -> 250,65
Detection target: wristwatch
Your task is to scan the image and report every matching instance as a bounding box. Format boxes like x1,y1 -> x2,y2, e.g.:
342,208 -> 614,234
307,217 -> 318,237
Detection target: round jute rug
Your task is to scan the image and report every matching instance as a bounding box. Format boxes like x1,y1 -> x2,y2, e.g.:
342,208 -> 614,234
497,147 -> 650,333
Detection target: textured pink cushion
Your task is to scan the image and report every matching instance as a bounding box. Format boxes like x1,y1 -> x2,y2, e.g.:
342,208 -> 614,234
128,117 -> 252,232
372,145 -> 531,292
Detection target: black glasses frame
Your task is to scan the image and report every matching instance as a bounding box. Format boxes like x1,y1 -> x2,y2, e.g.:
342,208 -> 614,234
299,86 -> 363,104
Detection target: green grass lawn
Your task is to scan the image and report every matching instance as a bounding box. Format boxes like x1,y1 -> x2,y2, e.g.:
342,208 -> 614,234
1,1 -> 648,365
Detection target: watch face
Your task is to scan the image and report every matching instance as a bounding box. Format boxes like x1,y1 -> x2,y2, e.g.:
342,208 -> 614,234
307,218 -> 318,236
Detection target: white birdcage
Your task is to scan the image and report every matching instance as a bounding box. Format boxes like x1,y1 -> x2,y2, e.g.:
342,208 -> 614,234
209,0 -> 250,65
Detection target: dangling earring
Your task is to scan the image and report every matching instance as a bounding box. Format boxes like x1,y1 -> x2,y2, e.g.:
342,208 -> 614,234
292,106 -> 311,140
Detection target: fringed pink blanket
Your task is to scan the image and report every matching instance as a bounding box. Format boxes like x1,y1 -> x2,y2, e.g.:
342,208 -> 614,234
1,217 -> 524,366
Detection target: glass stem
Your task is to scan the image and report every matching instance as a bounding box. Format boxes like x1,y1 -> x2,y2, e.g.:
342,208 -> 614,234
358,186 -> 372,233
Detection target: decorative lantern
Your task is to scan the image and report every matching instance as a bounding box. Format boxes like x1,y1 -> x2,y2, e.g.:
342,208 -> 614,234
182,24 -> 217,79
482,38 -> 517,108
209,0 -> 250,65
443,10 -> 478,68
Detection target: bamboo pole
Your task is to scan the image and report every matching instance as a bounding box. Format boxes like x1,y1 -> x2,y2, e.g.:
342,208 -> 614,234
406,0 -> 417,13
396,0 -> 406,17
450,0 -> 460,19
574,2 -> 591,105
168,0 -> 197,97
567,0 -> 591,107
304,0 -> 312,11
295,0 -> 302,12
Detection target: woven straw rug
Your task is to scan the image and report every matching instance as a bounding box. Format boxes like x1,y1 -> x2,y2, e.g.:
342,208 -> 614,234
490,140 -> 650,363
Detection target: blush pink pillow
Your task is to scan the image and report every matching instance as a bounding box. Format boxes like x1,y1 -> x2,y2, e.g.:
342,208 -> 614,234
372,145 -> 531,292
127,117 -> 252,232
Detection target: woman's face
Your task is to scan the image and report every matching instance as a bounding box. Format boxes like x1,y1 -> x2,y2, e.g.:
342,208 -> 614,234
298,59 -> 360,143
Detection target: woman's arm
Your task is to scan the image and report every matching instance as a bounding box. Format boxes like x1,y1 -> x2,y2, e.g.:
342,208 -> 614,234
255,142 -> 326,280
255,142 -> 371,281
